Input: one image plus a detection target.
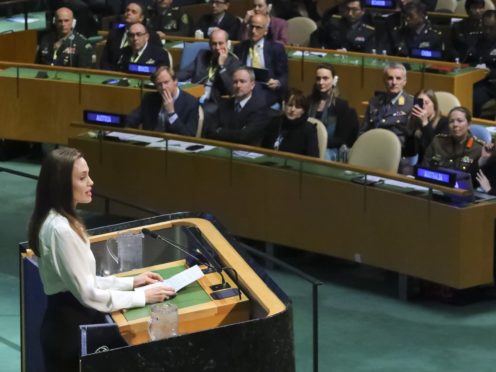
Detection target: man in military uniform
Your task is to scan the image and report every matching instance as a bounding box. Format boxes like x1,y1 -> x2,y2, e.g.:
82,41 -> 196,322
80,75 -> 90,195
450,0 -> 485,62
310,0 -> 377,53
36,7 -> 95,68
117,23 -> 171,72
390,2 -> 444,58
422,107 -> 484,175
361,63 -> 414,155
148,0 -> 191,38
467,10 -> 496,119
177,29 -> 241,110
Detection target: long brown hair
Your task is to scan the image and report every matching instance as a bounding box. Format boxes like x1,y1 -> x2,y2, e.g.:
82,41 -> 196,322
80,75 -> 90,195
28,147 -> 87,256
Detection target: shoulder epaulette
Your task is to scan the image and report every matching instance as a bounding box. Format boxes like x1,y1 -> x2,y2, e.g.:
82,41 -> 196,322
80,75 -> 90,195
473,137 -> 486,146
364,24 -> 375,31
331,14 -> 342,20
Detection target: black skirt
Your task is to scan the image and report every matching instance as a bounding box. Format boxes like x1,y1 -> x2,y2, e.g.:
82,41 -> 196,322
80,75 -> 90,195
41,291 -> 107,372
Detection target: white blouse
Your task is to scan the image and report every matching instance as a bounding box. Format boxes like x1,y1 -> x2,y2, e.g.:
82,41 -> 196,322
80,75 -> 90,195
38,210 -> 145,313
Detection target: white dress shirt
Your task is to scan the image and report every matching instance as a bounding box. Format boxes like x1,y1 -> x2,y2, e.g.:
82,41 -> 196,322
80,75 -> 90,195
38,210 -> 146,312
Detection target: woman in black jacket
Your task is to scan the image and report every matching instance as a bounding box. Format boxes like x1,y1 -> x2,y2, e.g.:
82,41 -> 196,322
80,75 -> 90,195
263,89 -> 319,157
307,63 -> 359,160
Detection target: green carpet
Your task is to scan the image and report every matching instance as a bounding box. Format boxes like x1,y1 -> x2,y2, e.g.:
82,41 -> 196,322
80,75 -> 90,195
3,157 -> 496,372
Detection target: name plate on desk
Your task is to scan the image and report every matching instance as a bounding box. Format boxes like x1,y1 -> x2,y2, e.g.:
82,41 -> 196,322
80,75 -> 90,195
128,63 -> 157,75
365,0 -> 396,8
84,110 -> 124,128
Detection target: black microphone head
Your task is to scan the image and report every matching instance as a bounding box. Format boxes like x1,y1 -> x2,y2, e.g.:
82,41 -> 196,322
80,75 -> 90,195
142,228 -> 158,239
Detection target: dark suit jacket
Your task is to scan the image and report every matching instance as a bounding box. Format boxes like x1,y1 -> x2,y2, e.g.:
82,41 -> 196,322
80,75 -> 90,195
100,26 -> 162,70
204,94 -> 269,146
196,12 -> 240,40
177,49 -> 241,97
117,43 -> 171,72
234,39 -> 288,103
125,90 -> 198,136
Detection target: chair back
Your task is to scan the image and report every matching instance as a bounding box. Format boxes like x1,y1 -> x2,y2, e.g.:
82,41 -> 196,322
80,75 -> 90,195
196,105 -> 204,137
348,129 -> 401,173
308,117 -> 328,159
179,42 -> 210,70
435,0 -> 457,12
287,17 -> 317,46
434,91 -> 461,117
469,124 -> 492,144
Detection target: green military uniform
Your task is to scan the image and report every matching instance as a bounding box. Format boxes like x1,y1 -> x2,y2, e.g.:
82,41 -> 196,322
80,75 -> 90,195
36,31 -> 95,68
148,6 -> 191,37
422,133 -> 484,173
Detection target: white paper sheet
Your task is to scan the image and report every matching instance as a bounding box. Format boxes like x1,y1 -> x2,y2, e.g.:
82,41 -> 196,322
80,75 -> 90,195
135,265 -> 204,292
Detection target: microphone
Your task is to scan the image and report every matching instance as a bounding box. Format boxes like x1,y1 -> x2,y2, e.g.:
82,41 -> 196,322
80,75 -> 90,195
142,228 -> 215,273
142,228 -> 236,295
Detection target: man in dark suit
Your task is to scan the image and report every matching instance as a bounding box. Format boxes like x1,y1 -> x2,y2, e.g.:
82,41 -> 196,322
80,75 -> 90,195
100,2 -> 162,70
177,29 -> 241,105
195,0 -> 240,40
204,66 -> 270,145
117,23 -> 171,72
125,66 -> 198,136
234,13 -> 287,106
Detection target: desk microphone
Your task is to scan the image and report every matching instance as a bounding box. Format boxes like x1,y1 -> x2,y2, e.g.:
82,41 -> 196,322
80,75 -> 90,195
142,228 -> 216,274
141,228 -> 234,294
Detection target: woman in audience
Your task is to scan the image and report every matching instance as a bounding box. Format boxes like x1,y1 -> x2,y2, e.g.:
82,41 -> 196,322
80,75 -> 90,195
408,89 -> 448,162
28,147 -> 175,371
422,106 -> 484,176
241,0 -> 288,44
307,63 -> 359,161
263,89 -> 319,157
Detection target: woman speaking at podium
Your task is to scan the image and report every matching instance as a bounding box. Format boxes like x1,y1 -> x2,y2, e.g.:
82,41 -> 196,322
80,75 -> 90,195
28,147 -> 176,371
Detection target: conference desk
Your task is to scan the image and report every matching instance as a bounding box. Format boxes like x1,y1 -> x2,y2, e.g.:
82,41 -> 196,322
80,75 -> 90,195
69,126 -> 496,290
164,36 -> 487,116
0,62 -> 203,144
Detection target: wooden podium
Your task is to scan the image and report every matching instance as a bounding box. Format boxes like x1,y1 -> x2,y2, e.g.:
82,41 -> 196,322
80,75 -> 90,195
20,213 -> 294,372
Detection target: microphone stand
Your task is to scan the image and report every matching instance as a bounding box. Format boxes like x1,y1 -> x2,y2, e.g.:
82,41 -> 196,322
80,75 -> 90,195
142,228 -> 236,295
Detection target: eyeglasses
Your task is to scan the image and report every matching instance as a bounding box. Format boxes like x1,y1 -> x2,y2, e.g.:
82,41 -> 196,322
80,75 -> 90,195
128,32 -> 147,38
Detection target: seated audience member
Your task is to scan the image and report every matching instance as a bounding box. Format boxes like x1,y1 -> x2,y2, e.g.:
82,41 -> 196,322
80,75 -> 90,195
408,89 -> 449,163
390,1 -> 444,58
263,89 -> 319,157
36,7 -> 95,68
307,64 -> 359,161
241,0 -> 287,44
234,13 -> 288,106
467,10 -> 496,119
100,2 -> 162,70
476,143 -> 496,194
177,29 -> 241,106
203,67 -> 270,145
195,0 -> 241,40
422,107 -> 484,176
310,0 -> 378,53
147,0 -> 192,38
451,0 -> 485,61
125,66 -> 198,136
117,23 -> 171,72
362,63 -> 414,156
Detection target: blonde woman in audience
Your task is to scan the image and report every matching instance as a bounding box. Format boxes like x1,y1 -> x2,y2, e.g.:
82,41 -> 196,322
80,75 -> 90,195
408,89 -> 448,162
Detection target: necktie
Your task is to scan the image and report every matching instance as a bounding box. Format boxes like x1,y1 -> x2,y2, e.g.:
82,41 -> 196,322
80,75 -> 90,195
235,102 -> 242,113
249,46 -> 261,68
